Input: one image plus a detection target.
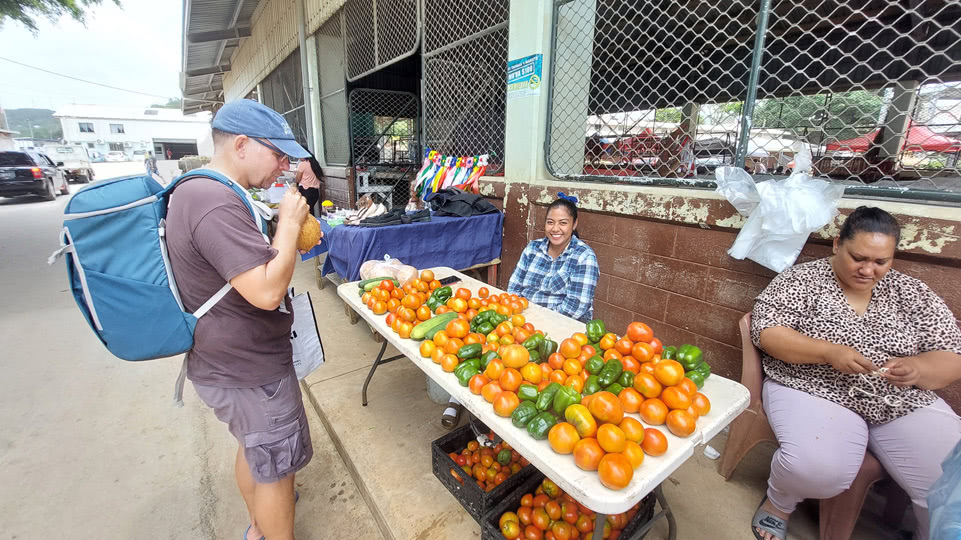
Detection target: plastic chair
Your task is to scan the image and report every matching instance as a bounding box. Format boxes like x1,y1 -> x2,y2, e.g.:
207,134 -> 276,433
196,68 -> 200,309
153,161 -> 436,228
719,313 -> 908,540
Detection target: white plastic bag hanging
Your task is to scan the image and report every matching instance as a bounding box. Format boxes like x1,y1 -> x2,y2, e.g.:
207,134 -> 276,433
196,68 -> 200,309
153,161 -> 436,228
714,143 -> 846,273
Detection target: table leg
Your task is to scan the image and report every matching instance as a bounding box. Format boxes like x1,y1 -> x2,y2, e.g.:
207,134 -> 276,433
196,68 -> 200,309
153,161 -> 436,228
345,302 -> 359,324
316,263 -> 326,290
362,339 -> 406,406
592,485 -> 676,540
487,263 -> 498,287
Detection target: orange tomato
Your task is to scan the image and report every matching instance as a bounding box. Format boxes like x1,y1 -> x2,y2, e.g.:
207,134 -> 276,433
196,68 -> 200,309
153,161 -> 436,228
385,312 -> 398,327
677,378 -> 698,398
523,323 -> 536,333
485,359 -> 505,380
390,288 -> 403,299
571,332 -> 589,347
563,404 -> 597,438
441,354 -> 459,372
372,301 -> 387,315
549,370 -> 568,385
640,361 -> 656,375
666,410 -> 697,438
482,382 -> 503,403
499,334 -> 516,346
431,348 -> 444,364
661,386 -> 693,410
419,269 -> 435,282
617,388 -> 644,414
514,328 -> 531,344
587,391 -> 624,425
598,453 -> 633,490
469,374 -> 490,395
450,298 -> 468,313
496,304 -> 512,317
618,417 -> 645,444
603,349 -> 623,361
499,368 -> 523,392
511,314 -> 526,328
686,405 -> 700,420
465,309 -> 478,321
500,344 -> 530,369
641,428 -> 668,456
397,321 -> 413,339
433,330 -> 450,348
621,356 -> 640,374
626,322 -> 653,343
565,374 -> 584,393
415,305 -> 430,321
435,305 -> 450,314
599,333 -> 618,351
622,441 -> 645,469
692,392 -> 711,416
429,279 -> 441,291
391,316 -> 402,333
444,337 -> 465,355
548,422 -> 581,455
581,345 -> 597,358
493,391 -> 520,417
597,424 -> 627,453
398,307 -> 416,323
562,358 -> 582,377
519,297 -> 529,310
361,292 -> 371,304
633,372 -> 663,399
540,363 -> 553,379
631,342 -> 655,363
548,352 -> 566,370
559,338 -> 582,359
419,339 -> 436,358
414,279 -> 429,293
386,298 -> 401,313
653,360 -> 685,387
468,298 -> 481,310
446,318 -> 470,339
401,294 -> 421,310
520,363 -> 542,384
639,398 -> 669,425
614,338 -> 634,356
464,333 -> 483,346
573,438 -> 605,471
455,287 -> 471,301
495,321 -> 514,337
649,337 -> 663,355
478,287 -> 490,299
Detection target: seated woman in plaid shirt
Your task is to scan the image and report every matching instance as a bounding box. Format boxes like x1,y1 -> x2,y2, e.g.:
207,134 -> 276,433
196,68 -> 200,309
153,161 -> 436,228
441,195 -> 601,428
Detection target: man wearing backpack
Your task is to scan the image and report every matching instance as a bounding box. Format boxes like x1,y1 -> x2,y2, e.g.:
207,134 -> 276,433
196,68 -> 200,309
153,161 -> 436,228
165,99 -> 313,540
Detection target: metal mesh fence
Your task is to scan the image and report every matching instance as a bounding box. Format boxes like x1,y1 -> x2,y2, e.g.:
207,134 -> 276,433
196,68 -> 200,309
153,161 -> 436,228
343,0 -> 420,82
349,89 -> 420,207
546,0 -> 961,199
422,0 -> 509,174
259,49 -> 309,147
315,10 -> 350,166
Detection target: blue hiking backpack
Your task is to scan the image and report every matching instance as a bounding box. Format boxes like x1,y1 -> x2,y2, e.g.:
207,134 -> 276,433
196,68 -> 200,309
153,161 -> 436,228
49,168 -> 268,363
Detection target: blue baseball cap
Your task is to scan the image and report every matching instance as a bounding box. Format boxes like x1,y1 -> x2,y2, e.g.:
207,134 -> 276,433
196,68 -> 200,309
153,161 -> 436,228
212,99 -> 310,158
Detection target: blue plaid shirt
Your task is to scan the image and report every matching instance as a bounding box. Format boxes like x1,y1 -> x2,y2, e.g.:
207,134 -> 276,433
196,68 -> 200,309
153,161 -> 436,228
507,236 -> 599,323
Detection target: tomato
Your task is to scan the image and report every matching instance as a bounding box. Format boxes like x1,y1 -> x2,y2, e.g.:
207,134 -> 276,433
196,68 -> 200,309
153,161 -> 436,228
620,356 -> 640,374
566,374 -> 584,393
618,417 -> 645,444
559,338 -> 582,359
649,337 -> 663,354
653,360 -> 685,387
419,269 -> 435,282
548,352 -> 566,370
361,292 -> 371,304
398,307 -> 416,323
641,428 -> 668,456
435,305 -> 450,314
431,348 -> 445,364
548,422 -> 581,454
677,377 -> 698,398
541,500 -> 560,522
514,328 -> 532,344
617,388 -> 643,414
532,494 -> 550,508
575,515 -> 593,534
531,507 -> 551,530
573,438 -> 605,471
549,370 -> 567,385
587,391 -> 624,425
446,318 -> 470,339
501,519 -> 521,539
499,368 -> 523,392
626,322 -> 653,343
666,409 -> 697,438
639,360 -> 656,375
400,294 -> 419,310
482,382 -> 503,403
521,363 -> 543,384
541,478 -> 560,498
520,493 -> 534,508
638,398 -> 669,425
632,372 -> 662,398
598,453 -> 633,490
450,298 -> 468,313
599,332 -> 618,351
614,337 -> 634,356
597,423 -> 627,453
386,298 -> 401,313
485,359 -> 505,380
492,391 -> 520,417
414,279 -> 429,293
397,321 -> 413,339
456,287 -> 471,301
501,344 -> 531,369
441,354 -> 459,372
622,440 -> 645,469
692,392 -> 711,416
391,288 -> 403,299
661,386 -> 693,410
478,286 -> 490,298
444,338 -> 465,355
631,341 -> 655,363
372,301 -> 387,315
469,374 -> 490,395
562,358 -> 582,377
523,525 -> 543,540
604,348 -> 623,361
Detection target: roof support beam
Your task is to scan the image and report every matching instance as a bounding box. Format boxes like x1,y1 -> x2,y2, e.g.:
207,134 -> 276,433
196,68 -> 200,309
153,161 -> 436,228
185,64 -> 232,77
187,26 -> 251,43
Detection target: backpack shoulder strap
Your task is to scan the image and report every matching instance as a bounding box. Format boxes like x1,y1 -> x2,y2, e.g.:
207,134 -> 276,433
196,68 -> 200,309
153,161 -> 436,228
164,168 -> 269,236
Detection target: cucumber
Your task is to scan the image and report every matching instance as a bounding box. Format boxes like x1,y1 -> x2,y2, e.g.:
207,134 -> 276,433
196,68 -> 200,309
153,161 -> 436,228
360,277 -> 400,292
410,312 -> 458,341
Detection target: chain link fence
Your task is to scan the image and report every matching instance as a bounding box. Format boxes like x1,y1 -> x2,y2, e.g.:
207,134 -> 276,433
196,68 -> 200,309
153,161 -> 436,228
315,9 -> 350,166
343,0 -> 420,82
349,89 -> 420,207
422,0 -> 509,174
259,49 -> 308,146
546,0 -> 961,200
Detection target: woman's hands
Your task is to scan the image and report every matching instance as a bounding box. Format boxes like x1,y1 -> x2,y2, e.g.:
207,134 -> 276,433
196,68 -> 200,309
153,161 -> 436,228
827,345 -> 878,374
881,357 -> 921,387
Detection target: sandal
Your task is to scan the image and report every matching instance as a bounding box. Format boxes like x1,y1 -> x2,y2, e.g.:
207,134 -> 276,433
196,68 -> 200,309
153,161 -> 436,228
441,403 -> 463,429
752,496 -> 788,540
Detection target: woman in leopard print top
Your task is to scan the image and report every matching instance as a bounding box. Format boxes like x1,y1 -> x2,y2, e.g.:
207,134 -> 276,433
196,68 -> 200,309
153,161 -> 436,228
749,207 -> 961,540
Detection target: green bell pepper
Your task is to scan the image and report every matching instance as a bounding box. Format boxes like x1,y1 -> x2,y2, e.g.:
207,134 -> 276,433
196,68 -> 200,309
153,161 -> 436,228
497,449 -> 512,465
597,358 -> 624,387
470,310 -> 494,332
477,322 -> 494,335
676,344 -> 703,371
539,338 -> 558,358
552,386 -> 582,416
582,375 -> 601,395
585,319 -> 606,344
536,382 -> 562,412
480,350 -> 499,369
585,355 -> 605,375
661,345 -> 677,360
454,362 -> 479,387
685,370 -> 706,389
526,412 -> 558,440
457,344 -> 483,360
427,286 -> 452,310
522,334 -> 545,352
489,313 -> 508,325
518,384 -> 539,402
693,360 -> 711,378
511,401 -> 539,428
617,371 -> 635,389
605,383 -> 624,396
528,350 -> 542,364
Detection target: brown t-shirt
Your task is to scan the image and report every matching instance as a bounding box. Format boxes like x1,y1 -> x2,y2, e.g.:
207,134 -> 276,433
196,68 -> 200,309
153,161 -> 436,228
166,176 -> 293,388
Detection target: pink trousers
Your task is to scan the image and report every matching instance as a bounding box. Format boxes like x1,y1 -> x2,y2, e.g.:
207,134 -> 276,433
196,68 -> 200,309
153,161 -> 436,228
763,379 -> 961,540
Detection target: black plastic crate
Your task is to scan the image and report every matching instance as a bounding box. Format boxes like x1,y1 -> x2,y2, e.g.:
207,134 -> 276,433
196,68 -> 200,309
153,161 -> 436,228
431,422 -> 538,524
481,473 -> 657,540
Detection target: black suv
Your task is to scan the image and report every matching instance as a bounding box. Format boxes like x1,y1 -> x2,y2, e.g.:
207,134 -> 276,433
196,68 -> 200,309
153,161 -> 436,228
0,151 -> 70,201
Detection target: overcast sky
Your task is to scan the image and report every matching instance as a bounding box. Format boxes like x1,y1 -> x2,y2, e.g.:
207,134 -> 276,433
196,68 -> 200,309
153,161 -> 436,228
0,0 -> 183,112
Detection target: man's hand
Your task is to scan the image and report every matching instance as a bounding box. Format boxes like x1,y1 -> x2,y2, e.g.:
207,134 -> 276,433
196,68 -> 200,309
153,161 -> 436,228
277,184 -> 308,229
882,357 -> 921,387
827,345 -> 877,374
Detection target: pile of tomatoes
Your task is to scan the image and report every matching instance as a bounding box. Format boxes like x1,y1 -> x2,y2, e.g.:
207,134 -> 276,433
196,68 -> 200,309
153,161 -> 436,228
448,439 -> 531,492
497,477 -> 645,540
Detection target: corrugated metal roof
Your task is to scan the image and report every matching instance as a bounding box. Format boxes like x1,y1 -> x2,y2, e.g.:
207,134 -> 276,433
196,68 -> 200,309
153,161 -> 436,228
181,0 -> 259,113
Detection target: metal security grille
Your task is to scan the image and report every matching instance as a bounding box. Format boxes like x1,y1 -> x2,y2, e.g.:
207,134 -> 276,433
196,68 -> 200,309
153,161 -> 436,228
260,49 -> 308,147
422,0 -> 509,174
316,10 -> 350,166
546,0 -> 961,200
343,0 -> 420,81
349,89 -> 420,207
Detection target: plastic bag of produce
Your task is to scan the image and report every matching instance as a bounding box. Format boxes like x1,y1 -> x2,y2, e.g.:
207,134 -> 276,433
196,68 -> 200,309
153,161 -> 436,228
714,143 -> 845,273
359,255 -> 418,285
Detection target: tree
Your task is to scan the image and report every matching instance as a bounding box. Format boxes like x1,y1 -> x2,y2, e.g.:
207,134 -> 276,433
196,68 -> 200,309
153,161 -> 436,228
654,108 -> 682,122
753,91 -> 884,142
0,0 -> 119,33
150,98 -> 183,109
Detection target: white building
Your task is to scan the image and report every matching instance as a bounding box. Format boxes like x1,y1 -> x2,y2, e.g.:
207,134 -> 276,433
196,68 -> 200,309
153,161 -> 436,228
54,105 -> 214,160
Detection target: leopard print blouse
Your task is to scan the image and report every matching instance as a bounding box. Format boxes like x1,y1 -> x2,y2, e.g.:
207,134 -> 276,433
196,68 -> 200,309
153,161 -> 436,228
751,257 -> 961,424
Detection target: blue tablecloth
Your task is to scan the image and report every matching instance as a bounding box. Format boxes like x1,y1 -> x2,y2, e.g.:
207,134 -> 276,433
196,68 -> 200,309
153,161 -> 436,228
300,218 -> 332,262
321,213 -> 504,281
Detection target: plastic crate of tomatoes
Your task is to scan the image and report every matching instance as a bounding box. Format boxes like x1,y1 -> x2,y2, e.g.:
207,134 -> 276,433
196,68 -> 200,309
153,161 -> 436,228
482,474 -> 656,540
431,422 -> 539,524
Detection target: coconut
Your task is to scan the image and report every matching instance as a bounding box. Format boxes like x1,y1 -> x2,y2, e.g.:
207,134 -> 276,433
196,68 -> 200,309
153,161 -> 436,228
297,217 -> 321,251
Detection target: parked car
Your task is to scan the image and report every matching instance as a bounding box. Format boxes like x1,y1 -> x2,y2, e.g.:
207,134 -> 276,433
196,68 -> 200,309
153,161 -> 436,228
50,145 -> 95,183
132,149 -> 147,160
105,151 -> 126,162
0,150 -> 69,200
90,151 -> 106,163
